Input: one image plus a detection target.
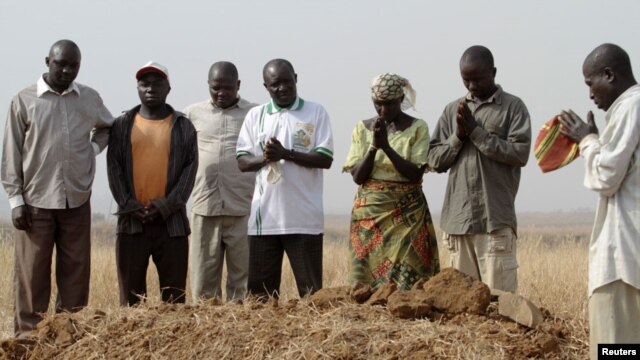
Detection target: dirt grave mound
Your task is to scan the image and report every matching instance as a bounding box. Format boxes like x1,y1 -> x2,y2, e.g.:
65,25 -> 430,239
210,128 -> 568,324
0,268 -> 587,359
310,268 -> 492,319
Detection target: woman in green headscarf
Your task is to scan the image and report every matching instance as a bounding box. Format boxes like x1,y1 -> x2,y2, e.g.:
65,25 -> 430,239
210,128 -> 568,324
343,73 -> 440,290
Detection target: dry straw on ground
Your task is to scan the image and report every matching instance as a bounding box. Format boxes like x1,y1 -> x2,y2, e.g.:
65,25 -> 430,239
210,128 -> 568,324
0,214 -> 591,359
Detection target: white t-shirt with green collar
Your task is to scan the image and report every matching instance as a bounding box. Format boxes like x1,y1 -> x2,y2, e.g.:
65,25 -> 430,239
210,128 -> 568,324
236,97 -> 334,235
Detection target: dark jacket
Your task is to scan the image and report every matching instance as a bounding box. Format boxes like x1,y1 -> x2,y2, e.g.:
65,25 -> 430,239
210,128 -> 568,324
107,104 -> 198,237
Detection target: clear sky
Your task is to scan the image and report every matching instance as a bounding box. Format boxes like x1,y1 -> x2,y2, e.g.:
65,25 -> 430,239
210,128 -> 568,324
1,0 -> 639,217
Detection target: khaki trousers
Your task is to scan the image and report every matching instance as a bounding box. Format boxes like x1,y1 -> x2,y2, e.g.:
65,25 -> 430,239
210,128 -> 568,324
589,280 -> 640,360
442,227 -> 518,293
14,201 -> 91,337
190,214 -> 249,302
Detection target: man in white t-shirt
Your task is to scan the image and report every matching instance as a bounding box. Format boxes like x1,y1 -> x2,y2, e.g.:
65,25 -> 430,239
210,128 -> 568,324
236,58 -> 334,299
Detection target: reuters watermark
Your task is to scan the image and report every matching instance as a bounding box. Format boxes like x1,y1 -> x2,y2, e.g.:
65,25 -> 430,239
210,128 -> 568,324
598,344 -> 639,359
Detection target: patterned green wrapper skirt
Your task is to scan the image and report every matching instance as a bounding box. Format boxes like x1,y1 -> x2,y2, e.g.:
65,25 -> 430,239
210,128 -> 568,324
349,179 -> 440,290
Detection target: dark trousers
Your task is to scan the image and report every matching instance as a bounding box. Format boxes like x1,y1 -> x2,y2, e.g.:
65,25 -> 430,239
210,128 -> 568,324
247,234 -> 323,299
116,220 -> 188,306
14,201 -> 91,336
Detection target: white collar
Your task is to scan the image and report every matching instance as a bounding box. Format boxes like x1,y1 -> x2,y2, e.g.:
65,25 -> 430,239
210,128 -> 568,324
36,75 -> 79,97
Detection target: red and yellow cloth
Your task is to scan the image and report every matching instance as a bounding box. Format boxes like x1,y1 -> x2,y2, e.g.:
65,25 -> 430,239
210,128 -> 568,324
534,115 -> 579,173
349,179 -> 440,290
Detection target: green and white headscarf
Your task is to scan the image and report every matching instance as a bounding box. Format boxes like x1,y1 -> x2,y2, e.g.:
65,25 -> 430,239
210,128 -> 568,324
370,73 -> 416,110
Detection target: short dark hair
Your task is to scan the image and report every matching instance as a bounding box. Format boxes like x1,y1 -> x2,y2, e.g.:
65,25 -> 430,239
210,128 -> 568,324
209,61 -> 239,80
49,39 -> 81,58
460,45 -> 494,69
585,43 -> 633,78
263,59 -> 295,80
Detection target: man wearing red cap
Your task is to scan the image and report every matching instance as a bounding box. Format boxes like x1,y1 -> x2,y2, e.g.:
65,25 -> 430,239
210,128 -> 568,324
107,61 -> 197,306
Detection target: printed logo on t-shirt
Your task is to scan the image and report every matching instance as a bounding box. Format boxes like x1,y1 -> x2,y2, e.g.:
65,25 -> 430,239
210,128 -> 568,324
293,122 -> 314,152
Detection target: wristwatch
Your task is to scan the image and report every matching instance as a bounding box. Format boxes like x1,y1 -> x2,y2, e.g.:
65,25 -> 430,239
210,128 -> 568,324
286,149 -> 295,160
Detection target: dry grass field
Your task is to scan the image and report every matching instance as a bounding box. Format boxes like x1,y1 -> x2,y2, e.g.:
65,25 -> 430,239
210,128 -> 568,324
0,213 -> 592,359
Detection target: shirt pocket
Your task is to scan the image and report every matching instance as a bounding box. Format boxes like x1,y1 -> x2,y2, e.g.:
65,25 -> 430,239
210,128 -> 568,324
488,228 -> 515,254
292,121 -> 315,152
442,232 -> 458,253
483,117 -> 508,139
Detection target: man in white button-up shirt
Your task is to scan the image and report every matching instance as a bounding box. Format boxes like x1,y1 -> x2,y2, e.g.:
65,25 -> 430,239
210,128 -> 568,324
559,43 -> 639,360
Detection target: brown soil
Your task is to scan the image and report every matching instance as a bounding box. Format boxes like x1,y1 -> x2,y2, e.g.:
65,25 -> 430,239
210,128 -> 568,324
0,269 -> 588,359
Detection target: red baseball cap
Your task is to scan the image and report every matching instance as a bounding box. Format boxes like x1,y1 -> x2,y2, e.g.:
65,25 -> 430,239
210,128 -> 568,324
135,61 -> 169,82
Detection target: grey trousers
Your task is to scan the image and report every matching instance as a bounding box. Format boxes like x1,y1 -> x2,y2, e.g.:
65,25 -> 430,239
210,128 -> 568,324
189,214 -> 249,302
14,201 -> 91,337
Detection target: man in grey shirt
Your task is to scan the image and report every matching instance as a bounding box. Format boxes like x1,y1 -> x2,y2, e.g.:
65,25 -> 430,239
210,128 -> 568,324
427,45 -> 531,293
1,39 -> 113,336
184,62 -> 256,302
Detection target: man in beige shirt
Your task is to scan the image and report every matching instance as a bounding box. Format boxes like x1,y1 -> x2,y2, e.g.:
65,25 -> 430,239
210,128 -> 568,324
184,61 -> 256,302
427,45 -> 531,293
1,39 -> 113,336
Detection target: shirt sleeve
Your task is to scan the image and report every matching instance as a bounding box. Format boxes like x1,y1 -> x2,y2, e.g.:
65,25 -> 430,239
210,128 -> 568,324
106,116 -> 144,213
1,96 -> 27,208
89,91 -> 114,155
409,119 -> 431,168
236,105 -> 260,158
427,103 -> 464,173
312,105 -> 334,158
468,99 -> 531,167
580,103 -> 640,197
342,122 -> 367,172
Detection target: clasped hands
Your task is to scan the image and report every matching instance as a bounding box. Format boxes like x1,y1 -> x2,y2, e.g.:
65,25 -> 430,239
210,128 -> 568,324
455,100 -> 478,140
263,137 -> 288,162
558,110 -> 598,143
132,204 -> 160,224
371,117 -> 390,150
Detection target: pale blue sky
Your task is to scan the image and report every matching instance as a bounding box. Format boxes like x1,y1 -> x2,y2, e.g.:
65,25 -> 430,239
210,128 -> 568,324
1,0 -> 639,216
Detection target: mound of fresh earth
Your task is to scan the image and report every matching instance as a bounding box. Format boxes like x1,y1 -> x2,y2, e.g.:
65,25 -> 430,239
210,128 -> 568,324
0,268 -> 588,359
